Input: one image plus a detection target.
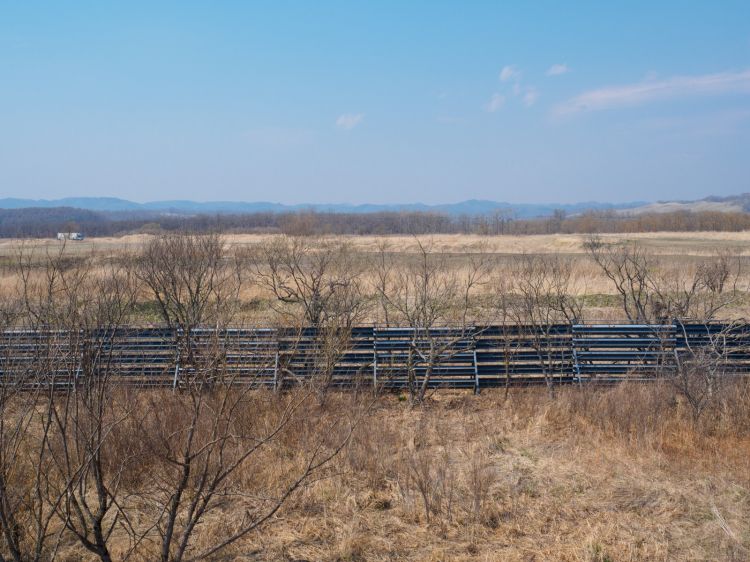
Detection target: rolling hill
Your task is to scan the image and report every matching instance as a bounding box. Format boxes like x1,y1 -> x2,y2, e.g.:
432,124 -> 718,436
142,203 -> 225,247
0,197 -> 646,219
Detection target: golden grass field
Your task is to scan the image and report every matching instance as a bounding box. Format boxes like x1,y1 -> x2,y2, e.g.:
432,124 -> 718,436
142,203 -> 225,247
5,231 -> 750,256
1,231 -> 750,561
3,231 -> 750,322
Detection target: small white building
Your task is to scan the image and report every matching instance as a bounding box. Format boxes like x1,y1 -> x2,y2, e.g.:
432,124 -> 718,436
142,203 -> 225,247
56,232 -> 85,241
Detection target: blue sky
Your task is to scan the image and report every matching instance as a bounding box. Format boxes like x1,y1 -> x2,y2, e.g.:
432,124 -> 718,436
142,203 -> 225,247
1,1 -> 749,204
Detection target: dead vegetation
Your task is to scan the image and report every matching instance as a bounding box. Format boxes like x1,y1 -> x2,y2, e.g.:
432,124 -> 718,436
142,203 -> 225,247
4,232 -> 750,323
1,384 -> 749,561
241,383 -> 750,561
0,232 -> 748,561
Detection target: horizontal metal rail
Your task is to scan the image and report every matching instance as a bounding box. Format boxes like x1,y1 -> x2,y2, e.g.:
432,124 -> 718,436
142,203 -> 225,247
0,323 -> 748,390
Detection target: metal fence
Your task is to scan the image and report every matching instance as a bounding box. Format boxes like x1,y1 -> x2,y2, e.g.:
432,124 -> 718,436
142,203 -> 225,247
1,323 -> 749,390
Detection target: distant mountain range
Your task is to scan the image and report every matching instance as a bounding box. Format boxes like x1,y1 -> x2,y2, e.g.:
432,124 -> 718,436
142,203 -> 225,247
0,197 -> 650,219
1,194 -> 749,218
615,193 -> 750,215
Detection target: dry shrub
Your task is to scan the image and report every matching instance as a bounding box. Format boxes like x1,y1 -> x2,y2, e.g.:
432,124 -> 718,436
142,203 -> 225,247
4,386 -> 750,560
547,378 -> 750,450
463,444 -> 497,526
397,444 -> 455,525
549,382 -> 676,446
345,416 -> 400,491
711,377 -> 750,435
346,403 -> 505,534
0,387 -> 366,562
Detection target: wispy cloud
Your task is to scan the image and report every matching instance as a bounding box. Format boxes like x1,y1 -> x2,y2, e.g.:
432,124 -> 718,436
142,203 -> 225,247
336,113 -> 364,130
485,65 -> 539,112
485,93 -> 506,113
499,65 -> 520,82
546,63 -> 569,76
556,69 -> 750,116
523,88 -> 539,107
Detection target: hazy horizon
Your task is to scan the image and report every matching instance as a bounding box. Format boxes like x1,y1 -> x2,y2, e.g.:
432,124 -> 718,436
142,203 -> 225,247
2,2 -> 749,204
0,194 -> 653,206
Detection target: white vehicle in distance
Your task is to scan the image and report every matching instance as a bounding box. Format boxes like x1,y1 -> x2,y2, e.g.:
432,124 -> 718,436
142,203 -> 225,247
56,232 -> 85,241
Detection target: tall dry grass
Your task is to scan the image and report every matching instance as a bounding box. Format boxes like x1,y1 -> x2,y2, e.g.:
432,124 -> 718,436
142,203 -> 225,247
222,383 -> 750,561
4,232 -> 750,324
2,383 -> 749,561
2,232 -> 750,560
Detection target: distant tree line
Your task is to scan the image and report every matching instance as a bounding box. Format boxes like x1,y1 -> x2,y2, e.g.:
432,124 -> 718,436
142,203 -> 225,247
2,206 -> 750,238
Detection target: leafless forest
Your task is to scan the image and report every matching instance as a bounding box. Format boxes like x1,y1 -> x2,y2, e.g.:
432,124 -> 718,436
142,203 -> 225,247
5,207 -> 750,239
0,232 -> 748,560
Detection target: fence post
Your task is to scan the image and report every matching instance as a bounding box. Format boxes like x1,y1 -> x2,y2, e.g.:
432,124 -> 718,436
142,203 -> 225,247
572,324 -> 582,385
172,353 -> 180,390
373,327 -> 378,389
473,349 -> 480,395
273,349 -> 279,391
172,326 -> 181,390
75,332 -> 83,387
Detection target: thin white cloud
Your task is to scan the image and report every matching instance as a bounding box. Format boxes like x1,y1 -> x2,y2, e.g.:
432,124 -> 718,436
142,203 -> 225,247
546,63 -> 569,76
336,113 -> 364,130
499,65 -> 520,82
556,69 -> 750,116
523,88 -> 539,107
487,65 -> 539,112
485,93 -> 506,113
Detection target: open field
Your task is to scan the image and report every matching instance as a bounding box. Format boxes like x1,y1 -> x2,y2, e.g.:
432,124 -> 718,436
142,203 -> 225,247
1,231 -> 749,562
5,231 -> 750,257
3,231 -> 750,323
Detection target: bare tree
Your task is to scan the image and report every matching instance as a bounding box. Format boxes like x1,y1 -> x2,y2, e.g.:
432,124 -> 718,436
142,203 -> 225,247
490,273 -> 521,399
0,302 -> 43,562
505,254 -> 582,397
373,240 -> 394,327
584,236 -> 654,322
670,320 -> 748,424
129,377 -> 364,562
0,244 -> 143,562
0,243 -> 90,562
252,236 -> 366,329
137,233 -> 240,329
650,249 -> 742,322
137,233 -> 241,381
0,349 -> 64,562
373,239 -> 491,404
1,239 -> 368,562
251,237 -> 368,392
43,262 -> 140,562
585,236 -> 742,323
